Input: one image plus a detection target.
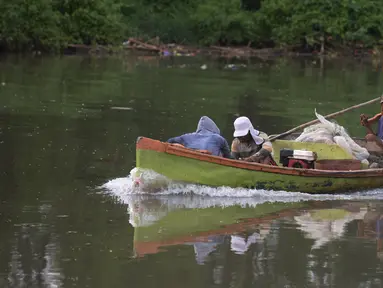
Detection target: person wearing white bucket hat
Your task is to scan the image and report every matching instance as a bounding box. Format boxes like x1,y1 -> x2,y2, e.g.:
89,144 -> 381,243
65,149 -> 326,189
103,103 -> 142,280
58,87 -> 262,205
231,116 -> 276,165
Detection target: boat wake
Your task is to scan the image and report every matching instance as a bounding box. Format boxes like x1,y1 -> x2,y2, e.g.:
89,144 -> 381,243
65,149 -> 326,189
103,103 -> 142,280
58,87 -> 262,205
100,168 -> 383,204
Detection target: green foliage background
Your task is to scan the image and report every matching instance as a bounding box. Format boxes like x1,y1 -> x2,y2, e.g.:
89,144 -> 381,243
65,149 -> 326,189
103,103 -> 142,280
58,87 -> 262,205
1,0 -> 383,52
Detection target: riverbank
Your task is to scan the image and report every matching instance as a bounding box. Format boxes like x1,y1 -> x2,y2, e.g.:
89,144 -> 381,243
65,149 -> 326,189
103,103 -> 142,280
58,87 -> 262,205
63,38 -> 383,61
65,40 -> 285,59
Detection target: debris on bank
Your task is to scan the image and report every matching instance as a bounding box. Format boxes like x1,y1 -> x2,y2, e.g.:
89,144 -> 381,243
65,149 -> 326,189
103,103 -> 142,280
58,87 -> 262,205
123,38 -> 284,59
66,37 -> 285,59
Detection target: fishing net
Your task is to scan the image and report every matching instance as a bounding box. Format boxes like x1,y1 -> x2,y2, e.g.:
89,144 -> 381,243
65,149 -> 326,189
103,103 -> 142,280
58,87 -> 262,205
295,110 -> 370,164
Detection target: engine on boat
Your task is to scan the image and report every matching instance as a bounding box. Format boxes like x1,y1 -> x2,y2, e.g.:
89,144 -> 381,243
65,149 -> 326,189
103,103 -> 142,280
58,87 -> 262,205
279,148 -> 317,169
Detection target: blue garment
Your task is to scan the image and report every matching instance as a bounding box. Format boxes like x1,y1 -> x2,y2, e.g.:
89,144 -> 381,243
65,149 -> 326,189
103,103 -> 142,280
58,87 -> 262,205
167,116 -> 231,158
378,116 -> 383,139
185,235 -> 225,265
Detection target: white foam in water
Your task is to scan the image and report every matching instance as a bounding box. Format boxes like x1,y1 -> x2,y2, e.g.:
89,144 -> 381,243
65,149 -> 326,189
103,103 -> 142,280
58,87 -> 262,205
100,168 -> 383,205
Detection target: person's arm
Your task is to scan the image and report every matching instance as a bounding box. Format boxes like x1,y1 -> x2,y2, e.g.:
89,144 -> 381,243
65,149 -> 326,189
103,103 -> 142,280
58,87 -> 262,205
244,132 -> 272,162
361,113 -> 382,126
221,139 -> 233,159
230,140 -> 240,159
262,140 -> 273,153
361,113 -> 381,135
259,132 -> 273,153
368,113 -> 382,124
244,148 -> 270,162
167,136 -> 184,144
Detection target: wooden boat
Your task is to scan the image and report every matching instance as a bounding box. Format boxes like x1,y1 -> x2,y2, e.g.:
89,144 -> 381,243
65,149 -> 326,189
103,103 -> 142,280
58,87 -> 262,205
135,136 -> 383,194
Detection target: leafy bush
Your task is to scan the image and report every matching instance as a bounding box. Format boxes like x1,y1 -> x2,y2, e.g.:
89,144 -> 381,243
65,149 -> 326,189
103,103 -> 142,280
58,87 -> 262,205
191,0 -> 255,45
1,0 -> 383,52
255,0 -> 383,50
53,0 -> 124,45
0,0 -> 63,51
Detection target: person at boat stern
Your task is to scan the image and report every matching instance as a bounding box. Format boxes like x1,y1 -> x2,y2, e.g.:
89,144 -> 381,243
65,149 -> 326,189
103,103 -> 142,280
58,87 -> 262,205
360,96 -> 383,149
231,116 -> 277,165
167,116 -> 232,158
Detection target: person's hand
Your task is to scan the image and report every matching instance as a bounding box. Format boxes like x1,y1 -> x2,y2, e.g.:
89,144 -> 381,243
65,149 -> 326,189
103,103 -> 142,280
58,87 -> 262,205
360,114 -> 368,126
243,155 -> 260,162
248,156 -> 260,162
243,149 -> 270,162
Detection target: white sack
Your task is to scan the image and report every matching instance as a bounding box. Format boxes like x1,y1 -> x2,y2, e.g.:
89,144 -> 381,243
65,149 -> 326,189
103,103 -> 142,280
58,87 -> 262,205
295,110 -> 369,161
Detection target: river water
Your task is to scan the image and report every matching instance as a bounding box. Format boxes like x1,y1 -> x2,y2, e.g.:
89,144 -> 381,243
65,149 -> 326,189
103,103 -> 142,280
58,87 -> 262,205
1,54 -> 383,287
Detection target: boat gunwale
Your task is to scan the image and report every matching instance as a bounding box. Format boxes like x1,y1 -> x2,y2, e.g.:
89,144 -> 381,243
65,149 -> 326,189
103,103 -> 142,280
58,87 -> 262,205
136,137 -> 383,178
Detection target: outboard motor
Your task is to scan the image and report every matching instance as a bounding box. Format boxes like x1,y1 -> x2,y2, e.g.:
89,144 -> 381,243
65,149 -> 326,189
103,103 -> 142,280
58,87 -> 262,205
280,149 -> 317,169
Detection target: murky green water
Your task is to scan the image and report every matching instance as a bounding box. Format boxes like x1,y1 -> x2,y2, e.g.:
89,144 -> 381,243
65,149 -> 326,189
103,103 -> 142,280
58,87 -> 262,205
1,54 -> 383,287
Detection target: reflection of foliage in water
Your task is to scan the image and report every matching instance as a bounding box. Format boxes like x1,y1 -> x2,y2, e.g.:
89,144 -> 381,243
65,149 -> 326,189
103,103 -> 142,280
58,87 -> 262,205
7,216 -> 62,287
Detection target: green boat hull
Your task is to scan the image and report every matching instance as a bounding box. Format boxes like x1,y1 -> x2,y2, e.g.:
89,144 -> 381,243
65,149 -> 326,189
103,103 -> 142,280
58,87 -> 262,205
136,138 -> 383,193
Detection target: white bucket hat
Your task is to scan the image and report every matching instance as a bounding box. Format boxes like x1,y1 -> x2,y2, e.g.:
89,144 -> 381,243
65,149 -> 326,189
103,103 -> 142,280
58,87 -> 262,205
233,116 -> 264,145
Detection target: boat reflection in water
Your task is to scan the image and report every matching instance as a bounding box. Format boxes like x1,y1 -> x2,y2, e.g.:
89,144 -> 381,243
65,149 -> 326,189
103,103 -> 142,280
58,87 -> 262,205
126,195 -> 296,263
126,195 -> 383,265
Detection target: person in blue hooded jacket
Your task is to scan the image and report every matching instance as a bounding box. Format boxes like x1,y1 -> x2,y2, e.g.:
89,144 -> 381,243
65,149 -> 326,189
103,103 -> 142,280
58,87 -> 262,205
167,116 -> 232,158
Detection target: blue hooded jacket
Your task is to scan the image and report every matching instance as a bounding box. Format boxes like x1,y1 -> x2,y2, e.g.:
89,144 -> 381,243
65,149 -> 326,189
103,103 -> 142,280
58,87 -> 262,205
378,117 -> 383,139
167,116 -> 231,158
